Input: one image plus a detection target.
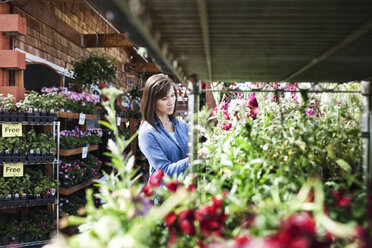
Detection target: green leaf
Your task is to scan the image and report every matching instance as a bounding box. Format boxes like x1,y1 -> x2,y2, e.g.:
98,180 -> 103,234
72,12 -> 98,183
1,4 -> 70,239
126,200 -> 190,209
335,159 -> 351,172
326,144 -> 336,160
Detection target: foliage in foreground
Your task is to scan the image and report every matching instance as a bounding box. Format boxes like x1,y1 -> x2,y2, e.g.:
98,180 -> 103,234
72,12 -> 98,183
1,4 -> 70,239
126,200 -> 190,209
45,86 -> 372,248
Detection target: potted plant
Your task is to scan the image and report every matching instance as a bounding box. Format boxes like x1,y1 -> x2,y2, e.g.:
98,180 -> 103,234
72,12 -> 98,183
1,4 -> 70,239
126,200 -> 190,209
33,186 -> 43,200
72,52 -> 118,87
0,94 -> 17,121
6,220 -> 23,243
23,92 -> 42,122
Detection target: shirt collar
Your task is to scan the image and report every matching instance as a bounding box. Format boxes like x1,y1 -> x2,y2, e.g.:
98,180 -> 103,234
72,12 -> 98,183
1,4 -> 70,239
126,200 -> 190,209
154,115 -> 179,127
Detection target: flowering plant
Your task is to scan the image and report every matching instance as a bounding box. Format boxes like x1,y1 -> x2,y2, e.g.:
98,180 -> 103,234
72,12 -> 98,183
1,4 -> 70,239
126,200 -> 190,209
60,127 -> 102,149
0,208 -> 54,244
47,84 -> 370,248
59,155 -> 101,185
0,94 -> 17,111
41,87 -> 99,114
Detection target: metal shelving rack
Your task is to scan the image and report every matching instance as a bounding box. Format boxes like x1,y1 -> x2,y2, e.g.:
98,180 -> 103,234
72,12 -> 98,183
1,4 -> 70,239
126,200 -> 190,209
0,121 -> 60,248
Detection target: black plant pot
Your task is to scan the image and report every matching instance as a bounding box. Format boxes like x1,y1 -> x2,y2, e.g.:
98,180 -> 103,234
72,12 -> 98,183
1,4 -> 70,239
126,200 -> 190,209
27,154 -> 43,164
2,110 -> 10,121
10,154 -> 26,163
46,154 -> 55,163
9,111 -> 18,122
0,235 -> 10,245
18,155 -> 26,163
62,181 -> 76,188
42,155 -> 50,163
2,155 -> 11,163
17,112 -> 25,122
40,112 -> 49,122
47,112 -> 57,122
23,234 -> 33,243
27,111 -> 41,122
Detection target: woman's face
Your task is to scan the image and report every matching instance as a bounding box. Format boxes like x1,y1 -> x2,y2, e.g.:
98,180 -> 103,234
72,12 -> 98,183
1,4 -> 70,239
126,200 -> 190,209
155,86 -> 176,117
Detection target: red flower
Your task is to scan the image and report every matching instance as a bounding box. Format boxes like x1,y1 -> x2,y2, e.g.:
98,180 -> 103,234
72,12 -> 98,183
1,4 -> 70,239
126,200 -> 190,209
355,226 -> 372,248
167,227 -> 177,248
195,196 -> 227,237
165,211 -> 177,227
141,185 -> 153,197
149,170 -> 164,187
187,183 -> 196,192
368,193 -> 372,221
332,189 -> 353,207
270,212 -> 316,248
197,239 -> 209,248
178,209 -> 196,235
166,181 -> 184,192
234,235 -> 250,248
98,82 -> 108,88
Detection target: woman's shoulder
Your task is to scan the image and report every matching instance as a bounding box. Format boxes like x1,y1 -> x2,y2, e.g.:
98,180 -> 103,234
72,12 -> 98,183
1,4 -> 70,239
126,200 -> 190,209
138,121 -> 152,134
176,118 -> 188,129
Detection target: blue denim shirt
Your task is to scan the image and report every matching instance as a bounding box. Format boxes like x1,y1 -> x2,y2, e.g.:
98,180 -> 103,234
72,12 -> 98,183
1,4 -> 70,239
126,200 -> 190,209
138,117 -> 189,178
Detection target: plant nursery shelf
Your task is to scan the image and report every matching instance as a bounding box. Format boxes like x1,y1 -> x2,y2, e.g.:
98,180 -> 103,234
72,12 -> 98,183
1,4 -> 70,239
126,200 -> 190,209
0,239 -> 50,248
60,145 -> 98,156
0,121 -> 59,125
58,112 -> 96,120
59,175 -> 101,195
0,197 -> 56,209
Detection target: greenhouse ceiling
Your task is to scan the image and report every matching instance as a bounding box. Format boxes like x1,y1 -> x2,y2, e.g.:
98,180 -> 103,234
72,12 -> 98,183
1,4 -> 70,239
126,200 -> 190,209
90,0 -> 372,84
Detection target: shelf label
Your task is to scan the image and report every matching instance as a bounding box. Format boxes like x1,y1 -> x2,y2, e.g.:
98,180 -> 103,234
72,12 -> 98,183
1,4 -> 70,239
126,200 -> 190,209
2,123 -> 22,137
82,146 -> 88,159
3,162 -> 24,177
117,117 -> 121,126
79,113 -> 86,125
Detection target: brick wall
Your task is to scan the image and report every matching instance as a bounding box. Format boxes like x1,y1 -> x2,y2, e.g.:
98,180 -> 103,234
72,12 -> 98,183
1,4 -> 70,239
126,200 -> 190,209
12,1 -> 132,86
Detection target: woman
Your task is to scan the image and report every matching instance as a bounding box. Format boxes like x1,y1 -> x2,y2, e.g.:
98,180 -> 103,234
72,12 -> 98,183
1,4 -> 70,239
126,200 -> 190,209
139,74 -> 189,179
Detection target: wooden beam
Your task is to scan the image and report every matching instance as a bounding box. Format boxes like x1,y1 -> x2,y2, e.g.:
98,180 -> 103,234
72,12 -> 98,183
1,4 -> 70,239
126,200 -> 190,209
196,0 -> 212,83
124,62 -> 161,73
82,33 -> 133,48
282,18 -> 372,82
101,0 -> 187,84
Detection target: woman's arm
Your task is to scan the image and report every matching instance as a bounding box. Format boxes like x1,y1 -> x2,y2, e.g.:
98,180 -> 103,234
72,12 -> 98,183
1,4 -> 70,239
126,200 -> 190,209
139,130 -> 188,177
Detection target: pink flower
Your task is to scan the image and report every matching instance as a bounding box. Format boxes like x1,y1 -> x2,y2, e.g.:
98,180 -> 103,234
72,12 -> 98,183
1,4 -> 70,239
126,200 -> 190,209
249,107 -> 258,119
149,170 -> 164,187
247,93 -> 258,109
307,106 -> 315,116
222,123 -> 232,131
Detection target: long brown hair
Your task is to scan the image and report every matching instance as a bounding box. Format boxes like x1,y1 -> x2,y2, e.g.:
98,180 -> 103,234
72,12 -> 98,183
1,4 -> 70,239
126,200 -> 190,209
140,74 -> 178,131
